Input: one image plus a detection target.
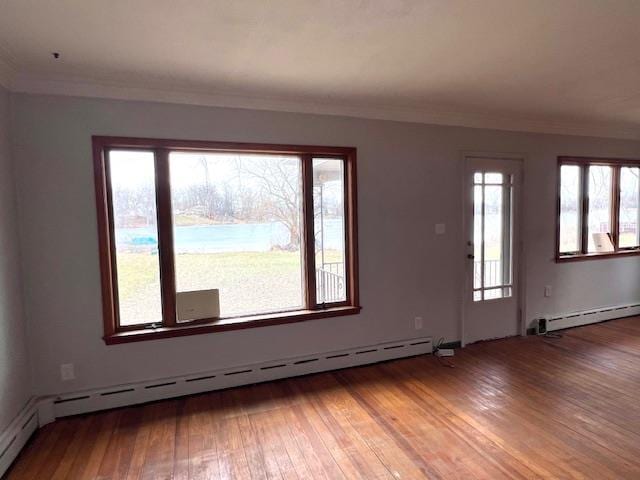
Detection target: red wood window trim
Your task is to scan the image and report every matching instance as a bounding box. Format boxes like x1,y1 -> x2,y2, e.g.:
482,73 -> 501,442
556,156 -> 640,262
93,136 -> 360,344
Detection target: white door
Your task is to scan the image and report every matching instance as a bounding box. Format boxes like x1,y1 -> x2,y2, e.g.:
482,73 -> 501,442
464,157 -> 522,344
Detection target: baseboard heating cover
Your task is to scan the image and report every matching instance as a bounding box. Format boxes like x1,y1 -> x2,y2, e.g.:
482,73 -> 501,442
0,397 -> 51,478
0,336 -> 432,475
545,302 -> 640,332
49,336 -> 433,419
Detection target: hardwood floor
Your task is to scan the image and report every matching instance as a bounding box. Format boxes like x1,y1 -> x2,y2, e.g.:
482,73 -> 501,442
6,317 -> 640,479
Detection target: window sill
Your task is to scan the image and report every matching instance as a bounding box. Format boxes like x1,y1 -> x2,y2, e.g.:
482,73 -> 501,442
556,249 -> 640,262
104,306 -> 362,345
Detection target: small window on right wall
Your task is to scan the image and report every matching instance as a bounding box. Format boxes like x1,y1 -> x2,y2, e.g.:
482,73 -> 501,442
557,157 -> 640,261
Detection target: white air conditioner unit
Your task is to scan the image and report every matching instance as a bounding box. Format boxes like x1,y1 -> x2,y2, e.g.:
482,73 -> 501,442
176,289 -> 220,322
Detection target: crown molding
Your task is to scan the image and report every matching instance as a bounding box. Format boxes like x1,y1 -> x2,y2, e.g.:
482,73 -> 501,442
7,71 -> 640,141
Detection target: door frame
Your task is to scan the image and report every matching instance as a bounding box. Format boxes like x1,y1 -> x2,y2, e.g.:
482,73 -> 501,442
459,151 -> 527,347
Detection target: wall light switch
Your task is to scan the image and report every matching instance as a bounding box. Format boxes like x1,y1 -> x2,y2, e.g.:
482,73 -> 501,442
435,223 -> 446,235
60,363 -> 75,381
414,316 -> 424,330
544,285 -> 552,298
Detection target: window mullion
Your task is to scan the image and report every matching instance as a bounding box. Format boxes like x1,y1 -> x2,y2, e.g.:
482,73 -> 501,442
155,148 -> 177,327
637,168 -> 640,247
480,182 -> 485,299
101,148 -> 119,334
342,156 -> 353,306
581,165 -> 590,254
301,154 -> 317,309
611,166 -> 621,251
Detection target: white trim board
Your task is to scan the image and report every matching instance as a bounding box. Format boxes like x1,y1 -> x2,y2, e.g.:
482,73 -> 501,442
544,302 -> 640,332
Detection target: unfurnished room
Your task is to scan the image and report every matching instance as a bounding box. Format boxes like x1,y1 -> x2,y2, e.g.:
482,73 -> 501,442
2,1 -> 640,479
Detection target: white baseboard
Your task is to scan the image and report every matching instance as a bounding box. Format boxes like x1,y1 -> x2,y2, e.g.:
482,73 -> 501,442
0,398 -> 45,478
49,336 -> 432,418
0,336 -> 432,475
546,302 -> 640,332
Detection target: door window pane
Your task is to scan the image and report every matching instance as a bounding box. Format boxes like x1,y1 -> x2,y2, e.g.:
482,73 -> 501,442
619,167 -> 640,248
484,185 -> 504,288
473,185 -> 483,291
484,172 -> 503,184
109,151 -> 162,326
313,159 -> 347,303
587,166 -> 614,253
559,165 -> 581,253
169,152 -> 304,317
472,172 -> 513,302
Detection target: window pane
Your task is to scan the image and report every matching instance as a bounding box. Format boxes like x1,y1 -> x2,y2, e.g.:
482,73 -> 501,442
587,165 -> 614,253
313,158 -> 347,304
484,288 -> 503,300
473,184 -> 483,291
559,165 -> 581,253
109,151 -> 162,326
484,185 -> 503,287
619,167 -> 640,248
472,172 -> 513,302
484,172 -> 503,184
170,152 -> 304,318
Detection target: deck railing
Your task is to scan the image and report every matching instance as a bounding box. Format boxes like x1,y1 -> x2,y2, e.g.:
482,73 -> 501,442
316,261 -> 345,303
474,259 -> 503,287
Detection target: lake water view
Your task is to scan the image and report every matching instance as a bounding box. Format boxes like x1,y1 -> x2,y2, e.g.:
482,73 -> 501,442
115,219 -> 344,253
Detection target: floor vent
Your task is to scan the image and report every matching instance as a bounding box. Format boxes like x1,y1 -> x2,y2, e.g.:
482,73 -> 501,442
49,336 -> 433,418
546,302 -> 640,332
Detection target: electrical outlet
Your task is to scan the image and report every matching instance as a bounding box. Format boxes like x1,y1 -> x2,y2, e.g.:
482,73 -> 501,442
435,223 -> 446,235
544,285 -> 552,298
60,363 -> 75,381
414,316 -> 423,330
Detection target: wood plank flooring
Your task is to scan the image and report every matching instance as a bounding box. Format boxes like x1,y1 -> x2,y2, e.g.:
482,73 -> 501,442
6,317 -> 640,479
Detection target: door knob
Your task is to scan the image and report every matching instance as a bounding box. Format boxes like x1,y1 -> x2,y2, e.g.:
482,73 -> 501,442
467,254 -> 474,259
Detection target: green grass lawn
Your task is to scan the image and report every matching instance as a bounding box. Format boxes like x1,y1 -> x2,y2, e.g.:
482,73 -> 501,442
115,250 -> 343,325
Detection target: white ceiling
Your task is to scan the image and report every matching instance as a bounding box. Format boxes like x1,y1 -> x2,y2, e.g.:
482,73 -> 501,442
2,0 -> 640,139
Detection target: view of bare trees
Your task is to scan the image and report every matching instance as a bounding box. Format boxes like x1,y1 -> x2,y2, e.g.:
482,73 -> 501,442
114,155 -> 304,250
237,158 -> 302,248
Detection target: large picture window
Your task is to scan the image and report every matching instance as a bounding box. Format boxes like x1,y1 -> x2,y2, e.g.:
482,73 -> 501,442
557,156 -> 640,261
94,137 -> 359,344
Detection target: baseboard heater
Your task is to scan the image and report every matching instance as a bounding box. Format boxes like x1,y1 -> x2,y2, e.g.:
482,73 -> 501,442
544,302 -> 640,332
49,336 -> 433,418
0,398 -> 41,478
0,336 -> 432,476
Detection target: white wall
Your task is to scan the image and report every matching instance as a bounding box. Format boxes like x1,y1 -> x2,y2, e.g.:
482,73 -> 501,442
0,87 -> 31,431
10,93 -> 640,396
